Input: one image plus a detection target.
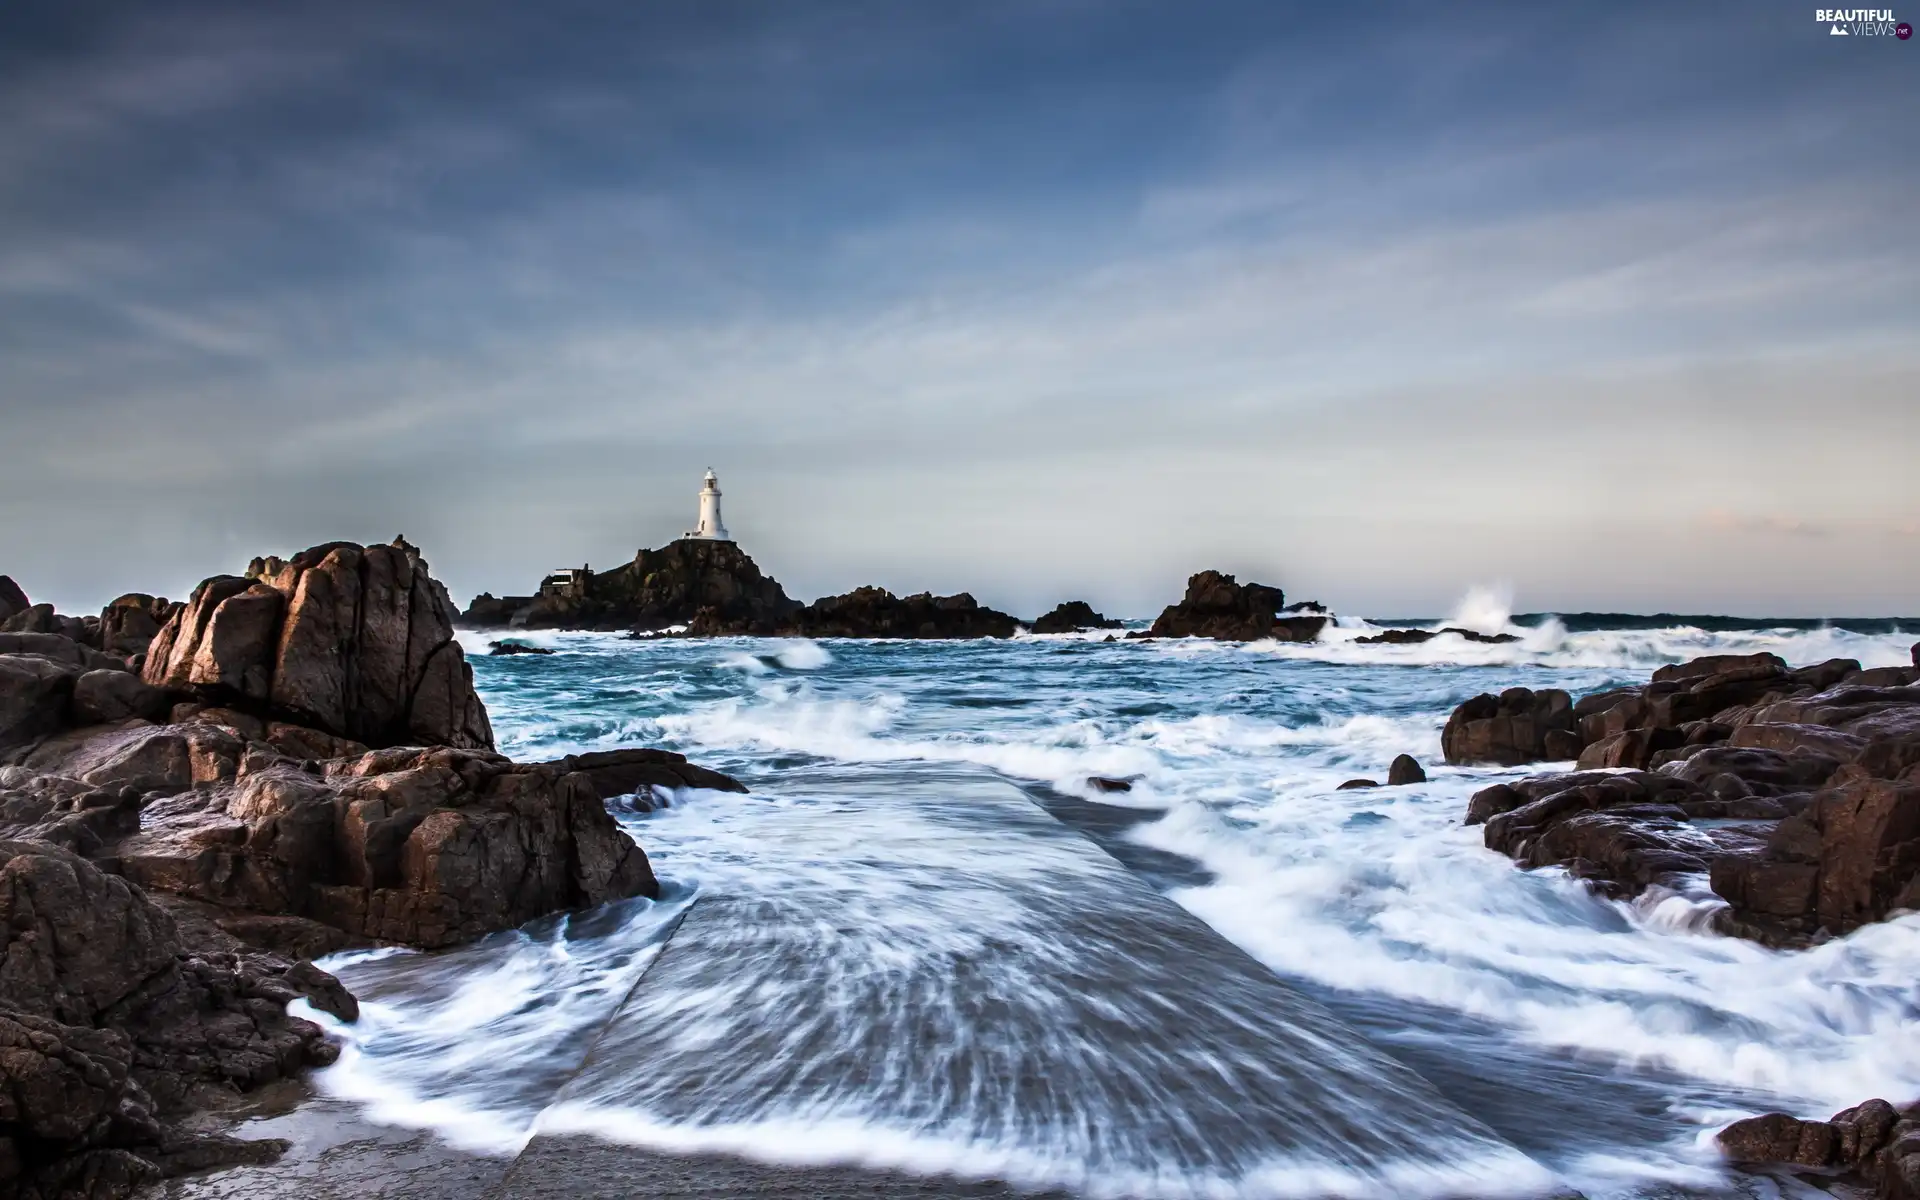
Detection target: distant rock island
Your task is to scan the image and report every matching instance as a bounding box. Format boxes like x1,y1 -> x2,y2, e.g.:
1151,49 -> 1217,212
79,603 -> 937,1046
1128,571 -> 1329,643
459,473 -> 1331,641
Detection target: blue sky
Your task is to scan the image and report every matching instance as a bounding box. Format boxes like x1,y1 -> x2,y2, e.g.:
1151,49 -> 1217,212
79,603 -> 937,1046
2,0 -> 1916,617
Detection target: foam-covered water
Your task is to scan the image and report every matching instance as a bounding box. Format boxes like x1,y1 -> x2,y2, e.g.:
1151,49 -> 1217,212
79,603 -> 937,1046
306,611 -> 1920,1198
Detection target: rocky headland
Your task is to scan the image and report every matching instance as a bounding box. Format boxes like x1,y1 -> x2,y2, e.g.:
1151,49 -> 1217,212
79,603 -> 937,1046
0,542 -> 737,1199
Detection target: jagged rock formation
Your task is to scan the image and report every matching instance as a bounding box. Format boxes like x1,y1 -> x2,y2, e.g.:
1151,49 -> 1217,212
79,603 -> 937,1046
1133,572 -> 1328,643
1462,649 -> 1920,947
1718,1097 -> 1920,1196
465,539 -> 800,633
144,539 -> 492,751
1031,602 -> 1124,634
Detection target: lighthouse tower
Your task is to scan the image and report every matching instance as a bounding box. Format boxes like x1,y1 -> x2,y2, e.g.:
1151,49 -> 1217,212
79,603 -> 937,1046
685,469 -> 732,541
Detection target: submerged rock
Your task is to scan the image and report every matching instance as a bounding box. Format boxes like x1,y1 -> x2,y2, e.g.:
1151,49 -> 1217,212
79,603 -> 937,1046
541,747 -> 747,801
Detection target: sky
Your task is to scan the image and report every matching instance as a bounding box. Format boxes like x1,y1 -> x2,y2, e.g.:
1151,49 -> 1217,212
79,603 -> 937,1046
2,0 -> 1916,620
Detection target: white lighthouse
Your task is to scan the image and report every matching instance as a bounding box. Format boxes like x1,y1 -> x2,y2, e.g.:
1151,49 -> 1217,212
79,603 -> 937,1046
685,469 -> 732,542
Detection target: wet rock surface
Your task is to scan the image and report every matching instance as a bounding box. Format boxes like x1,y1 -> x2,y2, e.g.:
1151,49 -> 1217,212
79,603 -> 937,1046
1133,571 -> 1328,643
1460,651 -> 1920,948
1717,1097 -> 1920,1197
485,642 -> 553,656
100,742 -> 659,949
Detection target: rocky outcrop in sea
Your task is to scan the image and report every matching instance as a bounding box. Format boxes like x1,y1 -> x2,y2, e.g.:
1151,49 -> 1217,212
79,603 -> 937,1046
0,541 -> 737,1198
465,539 -> 799,633
1031,602 -> 1123,634
1129,571 -> 1328,642
732,586 -> 1019,639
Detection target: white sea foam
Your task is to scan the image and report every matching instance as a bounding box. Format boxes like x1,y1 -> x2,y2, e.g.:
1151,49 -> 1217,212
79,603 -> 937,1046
327,620 -> 1920,1197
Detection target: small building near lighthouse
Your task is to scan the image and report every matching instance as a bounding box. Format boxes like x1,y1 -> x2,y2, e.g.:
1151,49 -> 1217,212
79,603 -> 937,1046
684,469 -> 732,542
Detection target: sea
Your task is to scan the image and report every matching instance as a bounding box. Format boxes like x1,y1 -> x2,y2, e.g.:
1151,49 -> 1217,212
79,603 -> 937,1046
292,593 -> 1920,1199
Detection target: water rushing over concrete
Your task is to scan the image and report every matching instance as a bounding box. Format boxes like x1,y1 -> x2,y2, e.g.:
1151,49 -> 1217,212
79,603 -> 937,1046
158,618 -> 1920,1198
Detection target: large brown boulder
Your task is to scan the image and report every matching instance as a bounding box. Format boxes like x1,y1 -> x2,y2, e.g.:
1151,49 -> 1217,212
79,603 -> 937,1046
1441,687 -> 1579,766
111,744 -> 656,949
1140,571 -> 1326,642
0,840 -> 345,1198
143,540 -> 492,751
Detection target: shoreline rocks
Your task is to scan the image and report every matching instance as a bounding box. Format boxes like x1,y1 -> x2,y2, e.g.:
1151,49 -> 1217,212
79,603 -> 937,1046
0,544 -> 734,1198
1458,647 -> 1920,948
0,839 -> 345,1196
